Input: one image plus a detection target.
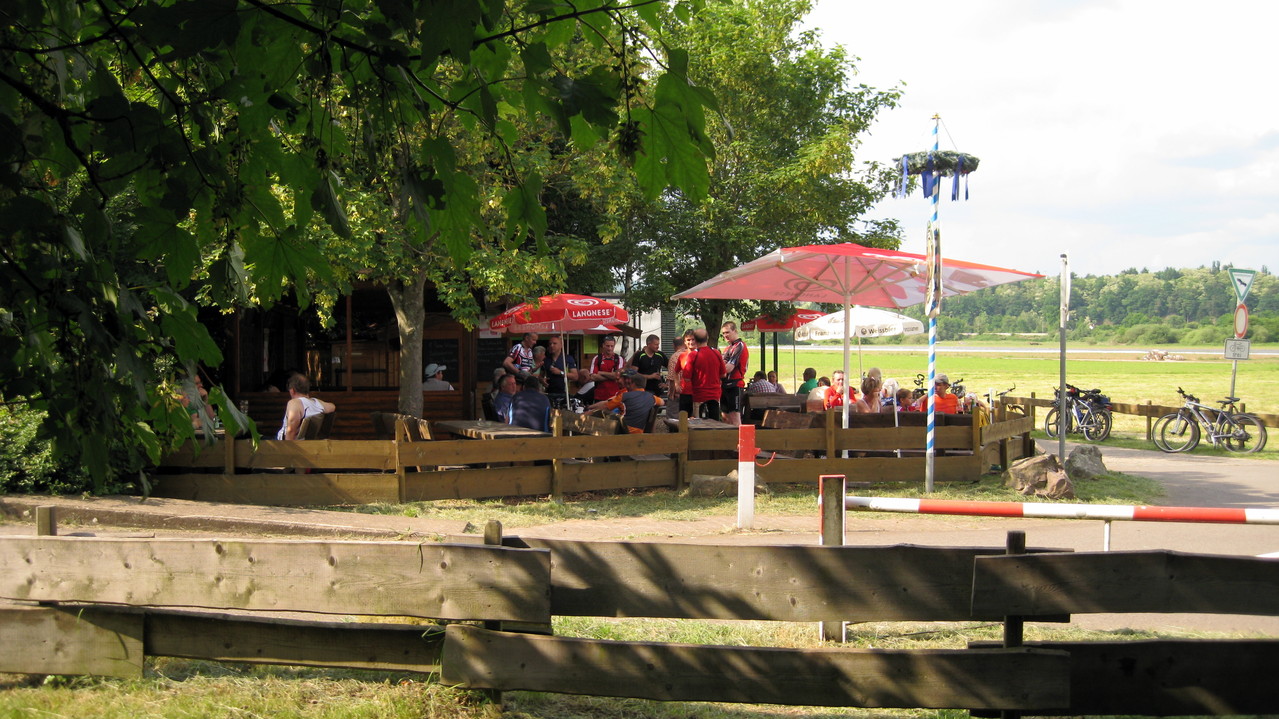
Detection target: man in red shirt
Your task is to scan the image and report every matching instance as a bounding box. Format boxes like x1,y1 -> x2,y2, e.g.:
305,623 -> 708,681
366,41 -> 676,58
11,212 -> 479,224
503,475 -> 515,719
588,336 -> 624,402
719,321 -> 748,426
688,328 -> 725,420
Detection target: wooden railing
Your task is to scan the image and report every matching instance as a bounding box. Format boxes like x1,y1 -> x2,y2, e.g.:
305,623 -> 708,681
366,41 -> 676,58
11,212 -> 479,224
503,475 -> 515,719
152,410 -> 1034,505
1,523 -> 1275,714
1001,394 -> 1279,438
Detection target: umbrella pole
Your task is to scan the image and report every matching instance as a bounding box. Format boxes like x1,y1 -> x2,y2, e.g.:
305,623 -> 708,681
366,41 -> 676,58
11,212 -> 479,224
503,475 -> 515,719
841,300 -> 851,458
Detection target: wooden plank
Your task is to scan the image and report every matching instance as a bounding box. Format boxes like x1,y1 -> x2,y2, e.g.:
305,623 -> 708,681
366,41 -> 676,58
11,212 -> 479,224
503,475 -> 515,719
0,605 -> 143,678
145,609 -> 445,672
558,460 -> 677,493
971,639 -> 1279,715
510,541 -> 1032,621
981,416 -> 1035,445
149,473 -> 401,505
404,466 -> 553,501
237,439 -> 397,470
0,537 -> 551,622
442,625 -> 1068,709
972,551 -> 1279,617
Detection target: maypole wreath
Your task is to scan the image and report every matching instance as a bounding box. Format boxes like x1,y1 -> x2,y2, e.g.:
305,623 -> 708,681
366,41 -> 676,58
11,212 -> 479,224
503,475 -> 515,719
896,150 -> 981,201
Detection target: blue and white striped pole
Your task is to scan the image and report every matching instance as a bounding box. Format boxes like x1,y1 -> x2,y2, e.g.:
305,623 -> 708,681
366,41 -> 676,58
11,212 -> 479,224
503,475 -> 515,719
925,115 -> 942,493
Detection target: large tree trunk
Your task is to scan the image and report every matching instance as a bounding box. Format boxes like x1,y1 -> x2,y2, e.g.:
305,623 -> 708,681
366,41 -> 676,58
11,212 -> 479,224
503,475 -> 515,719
387,274 -> 426,417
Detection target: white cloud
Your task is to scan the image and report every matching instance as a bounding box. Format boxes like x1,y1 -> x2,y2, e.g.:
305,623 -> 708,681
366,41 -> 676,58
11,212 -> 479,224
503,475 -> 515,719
807,0 -> 1279,277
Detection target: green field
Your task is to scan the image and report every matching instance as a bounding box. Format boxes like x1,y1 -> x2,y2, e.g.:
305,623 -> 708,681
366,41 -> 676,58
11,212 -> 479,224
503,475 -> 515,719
754,342 -> 1279,448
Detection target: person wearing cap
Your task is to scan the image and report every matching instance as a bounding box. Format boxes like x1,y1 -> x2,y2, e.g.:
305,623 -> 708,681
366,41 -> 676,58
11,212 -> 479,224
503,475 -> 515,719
423,363 -> 454,391
588,369 -> 664,433
931,373 -> 960,414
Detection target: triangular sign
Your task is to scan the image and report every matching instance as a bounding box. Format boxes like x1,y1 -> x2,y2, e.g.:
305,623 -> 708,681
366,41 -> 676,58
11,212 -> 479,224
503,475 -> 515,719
1229,268 -> 1256,305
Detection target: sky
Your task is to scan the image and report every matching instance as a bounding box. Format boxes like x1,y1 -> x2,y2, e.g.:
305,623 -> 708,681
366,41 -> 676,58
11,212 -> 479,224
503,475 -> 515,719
804,0 -> 1279,279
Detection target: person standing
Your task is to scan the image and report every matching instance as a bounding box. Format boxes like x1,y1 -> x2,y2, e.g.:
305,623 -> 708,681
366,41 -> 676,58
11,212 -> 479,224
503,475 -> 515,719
689,328 -> 725,420
542,335 -> 578,401
672,330 -> 696,415
502,332 -> 539,377
277,373 -> 336,440
720,321 -> 748,426
588,335 -> 624,403
629,334 -> 668,394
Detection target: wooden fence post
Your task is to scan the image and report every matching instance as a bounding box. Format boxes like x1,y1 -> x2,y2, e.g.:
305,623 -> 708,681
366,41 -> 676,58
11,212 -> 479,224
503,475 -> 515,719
676,412 -> 690,490
824,410 -> 837,459
1000,529 -> 1026,719
36,506 -> 56,536
482,519 -> 505,711
1146,400 -> 1153,441
819,475 -> 846,643
223,436 -> 236,477
551,412 -> 564,501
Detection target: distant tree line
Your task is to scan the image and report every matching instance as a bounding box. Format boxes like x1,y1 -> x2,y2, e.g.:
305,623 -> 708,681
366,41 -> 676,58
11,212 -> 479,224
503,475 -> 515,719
932,264 -> 1279,344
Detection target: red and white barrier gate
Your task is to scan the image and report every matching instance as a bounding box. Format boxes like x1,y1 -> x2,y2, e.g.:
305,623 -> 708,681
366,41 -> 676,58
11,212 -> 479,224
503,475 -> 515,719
842,495 -> 1279,551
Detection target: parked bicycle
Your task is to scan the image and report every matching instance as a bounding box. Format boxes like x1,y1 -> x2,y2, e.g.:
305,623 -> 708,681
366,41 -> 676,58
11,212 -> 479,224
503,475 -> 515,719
985,385 -> 1022,417
1043,383 -> 1113,441
1152,388 -> 1268,454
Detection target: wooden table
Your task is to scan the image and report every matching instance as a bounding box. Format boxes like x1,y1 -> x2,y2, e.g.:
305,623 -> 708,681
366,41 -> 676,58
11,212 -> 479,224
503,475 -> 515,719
434,419 -> 551,440
663,417 -> 736,432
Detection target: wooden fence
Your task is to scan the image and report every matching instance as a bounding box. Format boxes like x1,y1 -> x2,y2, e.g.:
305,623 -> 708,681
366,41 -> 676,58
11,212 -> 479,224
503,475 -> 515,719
1002,394 -> 1279,438
152,409 -> 1035,506
1,523 -> 1275,714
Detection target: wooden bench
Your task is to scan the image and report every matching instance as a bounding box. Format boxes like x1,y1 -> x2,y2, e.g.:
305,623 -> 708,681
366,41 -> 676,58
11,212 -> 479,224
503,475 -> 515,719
744,393 -> 803,422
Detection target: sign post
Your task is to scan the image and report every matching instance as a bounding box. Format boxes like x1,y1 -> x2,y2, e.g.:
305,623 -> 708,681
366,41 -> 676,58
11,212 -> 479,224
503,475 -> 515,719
1227,269 -> 1256,399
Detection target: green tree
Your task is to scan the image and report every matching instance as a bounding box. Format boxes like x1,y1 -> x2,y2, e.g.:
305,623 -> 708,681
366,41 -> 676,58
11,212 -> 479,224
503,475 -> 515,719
0,0 -> 714,486
591,0 -> 902,336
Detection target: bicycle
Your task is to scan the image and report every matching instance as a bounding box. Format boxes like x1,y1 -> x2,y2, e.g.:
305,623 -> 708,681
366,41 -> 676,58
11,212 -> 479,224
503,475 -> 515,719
1152,388 -> 1268,454
1043,383 -> 1113,441
985,385 -> 1023,418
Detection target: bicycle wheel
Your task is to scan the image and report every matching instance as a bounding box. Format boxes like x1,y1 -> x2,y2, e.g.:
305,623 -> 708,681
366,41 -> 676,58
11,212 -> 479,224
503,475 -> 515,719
1043,407 -> 1071,438
1083,409 -> 1112,441
1155,412 -> 1199,453
1224,413 -> 1268,454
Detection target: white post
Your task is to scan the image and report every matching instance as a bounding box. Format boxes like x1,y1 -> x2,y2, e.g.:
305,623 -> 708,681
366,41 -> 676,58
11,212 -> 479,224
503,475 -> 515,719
736,424 -> 756,529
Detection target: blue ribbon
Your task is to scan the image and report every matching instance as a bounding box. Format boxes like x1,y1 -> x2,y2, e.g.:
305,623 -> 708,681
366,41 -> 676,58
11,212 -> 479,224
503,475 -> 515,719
921,153 -> 937,199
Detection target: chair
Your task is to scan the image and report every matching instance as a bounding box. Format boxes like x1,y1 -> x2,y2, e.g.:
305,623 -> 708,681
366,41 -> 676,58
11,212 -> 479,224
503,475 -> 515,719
297,411 -> 336,440
643,405 -> 660,434
369,411 -> 397,440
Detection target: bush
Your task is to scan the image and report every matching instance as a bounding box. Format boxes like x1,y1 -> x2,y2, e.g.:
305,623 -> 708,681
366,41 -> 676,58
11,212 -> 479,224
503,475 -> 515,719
0,404 -> 137,495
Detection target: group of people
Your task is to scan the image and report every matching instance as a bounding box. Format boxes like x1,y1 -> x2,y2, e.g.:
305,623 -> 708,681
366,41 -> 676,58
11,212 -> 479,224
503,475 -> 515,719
798,367 -> 971,415
489,331 -> 672,433
664,321 -> 750,425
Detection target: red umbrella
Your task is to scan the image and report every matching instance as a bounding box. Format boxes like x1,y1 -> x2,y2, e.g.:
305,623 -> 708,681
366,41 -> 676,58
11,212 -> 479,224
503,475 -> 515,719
741,311 -> 825,332
489,294 -> 628,334
740,311 -> 824,381
489,294 -> 629,408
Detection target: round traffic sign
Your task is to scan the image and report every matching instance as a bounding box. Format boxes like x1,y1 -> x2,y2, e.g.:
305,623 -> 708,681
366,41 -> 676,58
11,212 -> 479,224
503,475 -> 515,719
1234,303 -> 1249,339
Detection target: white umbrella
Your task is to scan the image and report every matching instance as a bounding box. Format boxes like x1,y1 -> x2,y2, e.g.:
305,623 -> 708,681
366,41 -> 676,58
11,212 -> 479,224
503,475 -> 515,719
794,307 -> 924,377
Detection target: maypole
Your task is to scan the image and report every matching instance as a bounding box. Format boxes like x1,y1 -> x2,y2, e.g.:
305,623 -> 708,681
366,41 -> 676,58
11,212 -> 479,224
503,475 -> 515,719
895,116 -> 979,493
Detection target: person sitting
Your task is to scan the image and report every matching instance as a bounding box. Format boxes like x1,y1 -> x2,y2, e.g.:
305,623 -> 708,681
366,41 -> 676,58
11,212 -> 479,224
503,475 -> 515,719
930,373 -> 960,413
277,373 -> 335,440
747,371 -> 776,394
492,373 -> 518,422
797,367 -> 818,395
854,376 -> 882,414
805,376 -> 831,412
423,363 -> 454,391
508,374 -> 551,432
884,387 -> 914,411
179,373 -> 218,433
823,370 -> 857,411
588,369 -> 664,433
767,370 -> 785,393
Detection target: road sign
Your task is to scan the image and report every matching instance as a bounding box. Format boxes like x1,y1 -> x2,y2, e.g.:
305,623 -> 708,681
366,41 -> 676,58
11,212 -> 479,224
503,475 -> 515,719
1229,268 -> 1256,305
1225,338 -> 1251,361
1234,303 -> 1249,339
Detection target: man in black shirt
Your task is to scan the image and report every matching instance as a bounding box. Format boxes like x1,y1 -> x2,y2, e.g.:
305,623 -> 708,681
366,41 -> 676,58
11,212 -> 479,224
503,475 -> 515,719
629,334 -> 668,394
